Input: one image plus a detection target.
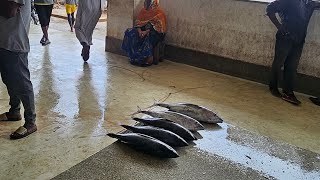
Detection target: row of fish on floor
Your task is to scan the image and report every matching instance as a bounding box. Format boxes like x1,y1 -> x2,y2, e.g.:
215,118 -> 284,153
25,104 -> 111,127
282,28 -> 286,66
108,103 -> 223,158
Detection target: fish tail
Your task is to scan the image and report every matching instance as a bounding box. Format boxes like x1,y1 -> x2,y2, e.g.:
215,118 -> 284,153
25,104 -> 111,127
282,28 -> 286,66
107,133 -> 120,139
121,125 -> 134,131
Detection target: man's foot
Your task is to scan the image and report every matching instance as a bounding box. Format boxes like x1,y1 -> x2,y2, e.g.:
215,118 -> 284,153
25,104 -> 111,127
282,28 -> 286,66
70,27 -> 74,32
42,39 -> 51,46
310,97 -> 320,106
282,92 -> 301,105
269,87 -> 282,98
40,36 -> 46,44
81,45 -> 90,61
0,112 -> 22,121
10,124 -> 37,140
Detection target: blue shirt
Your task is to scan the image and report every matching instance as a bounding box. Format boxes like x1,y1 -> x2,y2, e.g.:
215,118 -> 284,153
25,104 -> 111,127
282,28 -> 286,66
266,0 -> 318,42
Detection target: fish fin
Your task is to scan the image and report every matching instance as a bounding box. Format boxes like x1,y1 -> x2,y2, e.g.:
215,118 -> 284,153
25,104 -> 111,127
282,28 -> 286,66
155,103 -> 171,109
180,103 -> 201,109
137,106 -> 142,112
129,106 -> 142,116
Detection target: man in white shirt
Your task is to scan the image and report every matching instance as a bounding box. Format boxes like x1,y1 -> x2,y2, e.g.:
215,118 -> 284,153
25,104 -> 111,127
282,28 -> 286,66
75,0 -> 106,62
0,0 -> 37,139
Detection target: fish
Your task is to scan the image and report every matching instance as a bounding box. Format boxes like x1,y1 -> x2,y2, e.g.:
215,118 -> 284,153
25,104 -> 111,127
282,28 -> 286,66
121,125 -> 188,147
154,103 -> 223,124
139,110 -> 204,131
107,133 -> 179,158
133,117 -> 197,141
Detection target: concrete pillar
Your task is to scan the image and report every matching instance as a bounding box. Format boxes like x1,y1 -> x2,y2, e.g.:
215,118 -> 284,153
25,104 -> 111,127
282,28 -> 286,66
105,0 -> 134,54
105,0 -> 146,54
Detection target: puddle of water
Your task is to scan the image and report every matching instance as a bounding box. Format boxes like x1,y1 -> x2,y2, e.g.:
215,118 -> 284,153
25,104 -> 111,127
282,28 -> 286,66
195,123 -> 320,180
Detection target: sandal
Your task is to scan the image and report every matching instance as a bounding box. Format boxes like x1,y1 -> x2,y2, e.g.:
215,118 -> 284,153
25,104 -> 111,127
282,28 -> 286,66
0,112 -> 22,121
81,45 -> 90,62
10,124 -> 37,140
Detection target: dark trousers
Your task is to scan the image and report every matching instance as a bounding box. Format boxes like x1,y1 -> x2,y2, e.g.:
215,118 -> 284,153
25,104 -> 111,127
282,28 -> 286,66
270,33 -> 304,94
0,49 -> 36,124
35,4 -> 53,27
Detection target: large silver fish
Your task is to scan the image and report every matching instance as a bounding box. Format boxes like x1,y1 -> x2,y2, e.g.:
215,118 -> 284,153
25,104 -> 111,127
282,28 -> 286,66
139,110 -> 204,131
155,103 -> 223,124
121,125 -> 188,147
133,117 -> 197,141
107,133 -> 179,158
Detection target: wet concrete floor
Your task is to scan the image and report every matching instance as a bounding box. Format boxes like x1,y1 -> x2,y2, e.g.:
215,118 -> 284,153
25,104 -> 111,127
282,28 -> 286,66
0,18 -> 320,179
54,124 -> 320,180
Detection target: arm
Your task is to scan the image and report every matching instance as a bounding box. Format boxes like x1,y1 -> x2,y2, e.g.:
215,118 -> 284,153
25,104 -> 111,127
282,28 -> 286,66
266,0 -> 288,34
309,1 -> 320,9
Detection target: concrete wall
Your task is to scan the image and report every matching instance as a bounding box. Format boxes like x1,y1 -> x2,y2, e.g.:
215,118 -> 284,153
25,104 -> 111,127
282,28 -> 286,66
160,0 -> 320,78
107,0 -> 134,40
106,0 -> 320,78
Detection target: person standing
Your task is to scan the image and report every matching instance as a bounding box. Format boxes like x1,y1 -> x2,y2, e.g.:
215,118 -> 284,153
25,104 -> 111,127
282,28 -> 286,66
75,0 -> 106,62
0,0 -> 37,139
34,0 -> 54,46
267,0 -> 320,105
65,0 -> 77,32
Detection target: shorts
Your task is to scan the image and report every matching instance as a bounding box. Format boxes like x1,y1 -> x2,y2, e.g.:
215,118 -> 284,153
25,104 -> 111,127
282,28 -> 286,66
66,4 -> 77,14
35,4 -> 53,27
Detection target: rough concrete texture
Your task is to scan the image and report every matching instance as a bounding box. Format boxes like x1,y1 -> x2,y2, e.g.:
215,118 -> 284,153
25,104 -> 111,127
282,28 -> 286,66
107,0 -> 134,39
107,0 -> 320,77
1,17 -> 320,180
158,0 -> 320,78
54,124 -> 319,180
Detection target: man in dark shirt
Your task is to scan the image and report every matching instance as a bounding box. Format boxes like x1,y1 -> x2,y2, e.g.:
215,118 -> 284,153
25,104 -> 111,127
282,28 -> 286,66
267,0 -> 320,105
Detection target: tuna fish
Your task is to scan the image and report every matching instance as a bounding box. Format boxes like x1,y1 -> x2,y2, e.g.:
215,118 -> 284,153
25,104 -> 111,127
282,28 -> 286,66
133,117 -> 197,141
139,110 -> 204,131
154,103 -> 223,124
107,133 -> 179,158
121,125 -> 188,147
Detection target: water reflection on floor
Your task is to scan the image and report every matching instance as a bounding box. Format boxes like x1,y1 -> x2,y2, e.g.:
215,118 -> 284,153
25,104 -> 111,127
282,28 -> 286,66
0,18 -> 319,180
195,123 -> 320,180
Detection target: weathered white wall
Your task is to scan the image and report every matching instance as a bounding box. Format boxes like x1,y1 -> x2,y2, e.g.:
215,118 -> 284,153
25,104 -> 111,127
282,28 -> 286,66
107,0 -> 134,40
160,0 -> 320,78
107,0 -> 320,78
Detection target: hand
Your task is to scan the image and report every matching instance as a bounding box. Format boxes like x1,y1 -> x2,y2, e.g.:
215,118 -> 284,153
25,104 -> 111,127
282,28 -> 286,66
139,30 -> 150,39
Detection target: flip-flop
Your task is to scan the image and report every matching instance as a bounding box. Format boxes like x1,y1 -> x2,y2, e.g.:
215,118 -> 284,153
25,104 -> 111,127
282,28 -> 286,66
0,112 -> 22,121
10,125 -> 37,140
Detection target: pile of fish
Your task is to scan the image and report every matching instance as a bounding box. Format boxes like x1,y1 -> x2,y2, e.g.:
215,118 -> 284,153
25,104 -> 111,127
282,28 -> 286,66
107,103 -> 223,158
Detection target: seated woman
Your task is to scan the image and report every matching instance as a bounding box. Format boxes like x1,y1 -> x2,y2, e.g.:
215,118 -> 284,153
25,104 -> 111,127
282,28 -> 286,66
122,0 -> 167,67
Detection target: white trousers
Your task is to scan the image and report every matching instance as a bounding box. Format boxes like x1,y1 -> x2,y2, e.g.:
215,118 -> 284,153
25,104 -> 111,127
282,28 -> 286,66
75,0 -> 105,46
